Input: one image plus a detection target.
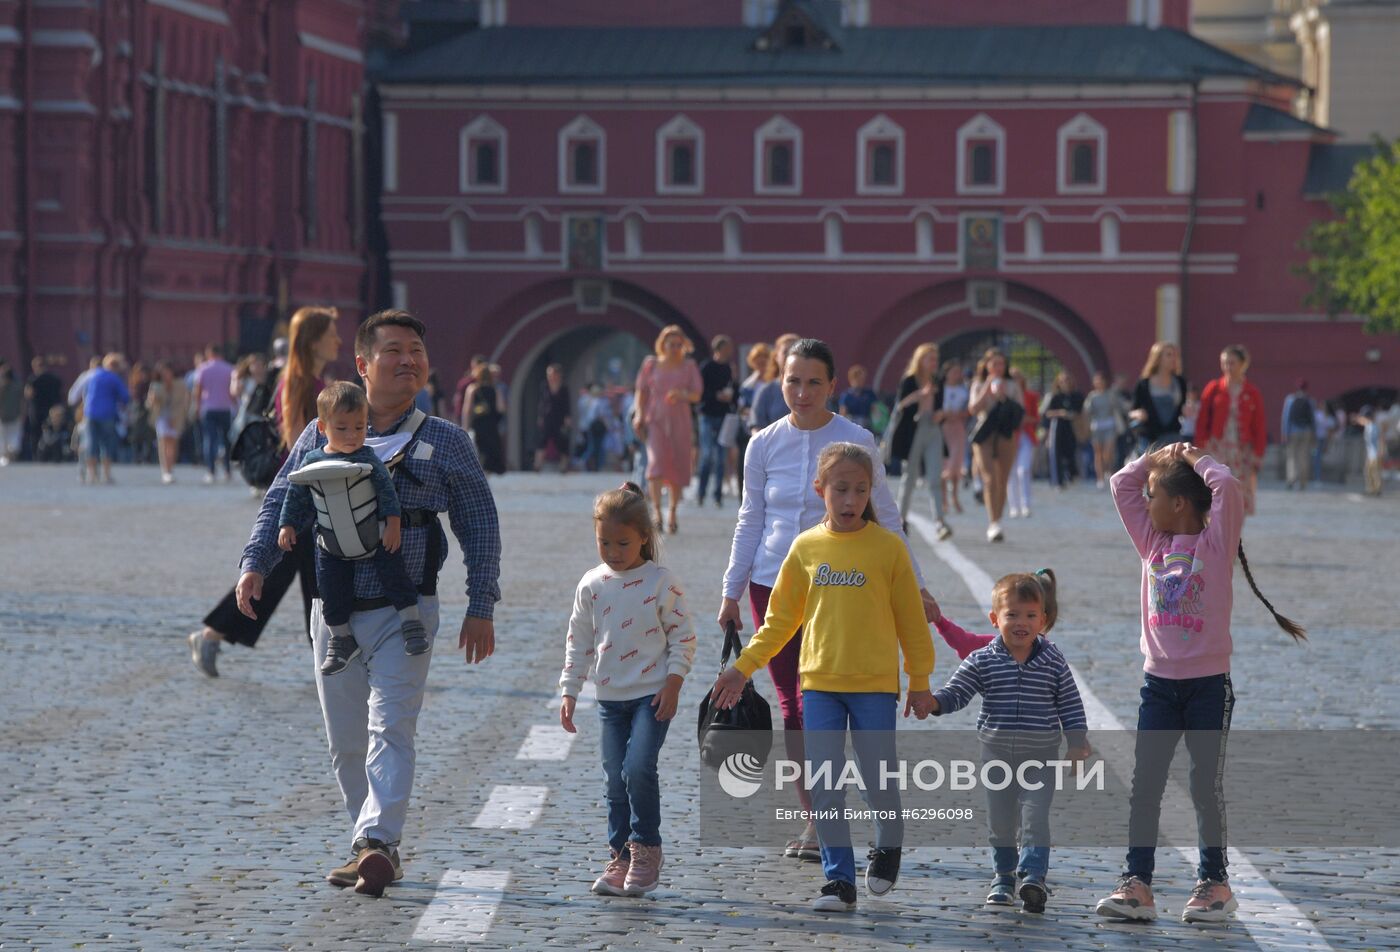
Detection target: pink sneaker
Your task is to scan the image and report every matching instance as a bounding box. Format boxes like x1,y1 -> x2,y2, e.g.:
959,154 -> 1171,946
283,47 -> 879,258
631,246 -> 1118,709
623,843 -> 663,895
1182,878 -> 1238,923
1095,875 -> 1157,921
591,850 -> 629,896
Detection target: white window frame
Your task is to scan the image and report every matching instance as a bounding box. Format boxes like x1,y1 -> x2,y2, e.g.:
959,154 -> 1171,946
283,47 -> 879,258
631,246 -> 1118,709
558,115 -> 606,195
856,114 -> 904,196
1100,213 -> 1121,260
449,212 -> 469,257
459,115 -> 507,194
824,214 -> 843,260
754,115 -> 802,196
655,114 -> 704,196
1167,109 -> 1194,195
1056,113 -> 1106,195
915,213 -> 935,260
956,113 -> 1005,196
1024,213 -> 1043,260
382,111 -> 398,193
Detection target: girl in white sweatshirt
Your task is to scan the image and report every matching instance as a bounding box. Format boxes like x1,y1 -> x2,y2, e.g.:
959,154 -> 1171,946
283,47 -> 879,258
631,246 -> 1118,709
560,482 -> 697,898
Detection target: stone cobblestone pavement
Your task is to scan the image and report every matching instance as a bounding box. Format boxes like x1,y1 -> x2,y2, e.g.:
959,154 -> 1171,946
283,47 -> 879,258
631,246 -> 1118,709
1,463 -> 1397,951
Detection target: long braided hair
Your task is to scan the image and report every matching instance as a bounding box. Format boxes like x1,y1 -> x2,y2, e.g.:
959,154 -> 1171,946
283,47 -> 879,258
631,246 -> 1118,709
1152,459 -> 1306,641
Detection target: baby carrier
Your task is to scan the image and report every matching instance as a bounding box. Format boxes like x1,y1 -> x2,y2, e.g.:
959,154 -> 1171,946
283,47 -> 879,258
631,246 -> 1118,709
286,409 -> 429,561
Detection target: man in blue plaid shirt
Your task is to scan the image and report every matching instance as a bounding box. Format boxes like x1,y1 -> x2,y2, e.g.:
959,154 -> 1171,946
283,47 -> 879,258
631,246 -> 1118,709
235,310 -> 501,897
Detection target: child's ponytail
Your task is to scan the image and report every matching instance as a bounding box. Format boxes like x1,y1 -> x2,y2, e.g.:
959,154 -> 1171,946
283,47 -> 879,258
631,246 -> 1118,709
1237,541 -> 1307,641
594,481 -> 660,563
1033,568 -> 1058,632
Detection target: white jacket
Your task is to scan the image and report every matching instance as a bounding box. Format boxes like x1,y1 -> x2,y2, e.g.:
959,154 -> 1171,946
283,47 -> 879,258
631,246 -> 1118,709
722,413 -> 926,599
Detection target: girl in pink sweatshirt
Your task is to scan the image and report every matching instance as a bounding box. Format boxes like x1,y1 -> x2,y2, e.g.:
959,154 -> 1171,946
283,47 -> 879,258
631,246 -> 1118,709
1097,442 -> 1304,926
931,568 -> 1059,658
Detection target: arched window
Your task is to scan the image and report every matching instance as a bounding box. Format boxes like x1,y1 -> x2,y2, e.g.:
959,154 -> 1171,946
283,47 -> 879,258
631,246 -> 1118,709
824,215 -> 842,260
624,214 -> 643,259
558,115 -> 605,194
1100,214 -> 1121,259
460,115 -> 507,193
754,116 -> 802,194
956,114 -> 1005,195
915,214 -> 934,260
524,214 -> 543,258
723,214 -> 742,259
857,114 -> 904,195
1024,214 -> 1043,261
656,115 -> 704,194
1057,114 -> 1106,195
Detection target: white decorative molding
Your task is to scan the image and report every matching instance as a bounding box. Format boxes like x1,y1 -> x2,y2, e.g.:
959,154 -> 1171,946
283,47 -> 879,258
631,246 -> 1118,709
449,212 -> 469,257
824,214 -> 843,260
299,31 -> 363,64
1100,214 -> 1121,259
1056,113 -> 1107,195
382,112 -> 398,193
655,114 -> 704,196
856,114 -> 904,196
754,115 -> 802,196
956,113 -> 1005,196
1168,110 -> 1194,195
148,0 -> 230,26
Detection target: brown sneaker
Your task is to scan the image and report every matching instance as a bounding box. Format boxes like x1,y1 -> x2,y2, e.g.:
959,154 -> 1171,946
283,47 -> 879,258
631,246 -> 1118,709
622,843 -> 663,895
1182,878 -> 1238,923
1096,875 -> 1157,921
327,847 -> 403,888
353,843 -> 396,897
591,849 -> 630,896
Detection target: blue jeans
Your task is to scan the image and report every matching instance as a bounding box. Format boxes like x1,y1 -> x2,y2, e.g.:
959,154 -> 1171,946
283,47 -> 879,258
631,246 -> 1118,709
983,738 -> 1060,882
202,409 -> 232,475
599,695 -> 672,853
696,413 -> 727,503
802,690 -> 903,885
82,417 -> 121,463
1125,673 -> 1234,884
315,544 -> 419,628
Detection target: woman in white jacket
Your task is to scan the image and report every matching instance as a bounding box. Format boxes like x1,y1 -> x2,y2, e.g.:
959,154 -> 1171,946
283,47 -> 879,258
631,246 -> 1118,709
716,338 -> 939,862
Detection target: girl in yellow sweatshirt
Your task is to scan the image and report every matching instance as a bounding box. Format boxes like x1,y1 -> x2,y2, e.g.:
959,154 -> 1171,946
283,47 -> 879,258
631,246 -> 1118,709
711,442 -> 936,912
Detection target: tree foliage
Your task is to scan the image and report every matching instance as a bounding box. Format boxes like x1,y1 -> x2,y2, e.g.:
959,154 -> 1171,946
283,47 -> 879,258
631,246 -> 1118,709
1299,140 -> 1400,334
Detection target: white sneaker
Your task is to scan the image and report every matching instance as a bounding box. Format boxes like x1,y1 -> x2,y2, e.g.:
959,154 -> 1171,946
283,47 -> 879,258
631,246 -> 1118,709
161,472 -> 175,485
202,473 -> 215,485
987,522 -> 1004,543
1008,507 -> 1021,519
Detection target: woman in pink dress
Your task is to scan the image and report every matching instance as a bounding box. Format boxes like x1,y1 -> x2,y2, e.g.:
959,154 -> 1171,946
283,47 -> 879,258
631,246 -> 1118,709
633,324 -> 702,534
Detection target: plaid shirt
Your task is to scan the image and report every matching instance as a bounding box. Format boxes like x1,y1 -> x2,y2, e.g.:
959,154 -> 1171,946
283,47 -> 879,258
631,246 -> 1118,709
240,407 -> 502,619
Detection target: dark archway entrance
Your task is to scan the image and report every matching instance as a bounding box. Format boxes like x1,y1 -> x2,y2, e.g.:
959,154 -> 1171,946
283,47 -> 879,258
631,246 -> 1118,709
938,330 -> 1069,395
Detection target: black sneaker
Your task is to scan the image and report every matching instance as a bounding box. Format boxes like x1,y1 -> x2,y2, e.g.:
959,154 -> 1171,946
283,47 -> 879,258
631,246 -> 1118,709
985,874 -> 1016,909
402,619 -> 429,656
321,634 -> 361,675
865,846 -> 901,896
812,879 -> 857,912
1019,877 -> 1049,914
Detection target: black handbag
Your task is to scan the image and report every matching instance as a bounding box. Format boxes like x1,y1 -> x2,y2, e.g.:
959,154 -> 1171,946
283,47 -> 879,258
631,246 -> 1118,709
997,396 -> 1026,437
696,621 -> 773,769
229,416 -> 285,489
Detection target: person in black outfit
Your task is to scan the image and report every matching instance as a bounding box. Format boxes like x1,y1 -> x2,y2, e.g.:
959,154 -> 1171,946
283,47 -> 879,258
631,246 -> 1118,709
23,356 -> 63,461
1129,341 -> 1188,454
535,363 -> 572,473
1040,372 -> 1083,489
465,364 -> 506,475
696,335 -> 736,507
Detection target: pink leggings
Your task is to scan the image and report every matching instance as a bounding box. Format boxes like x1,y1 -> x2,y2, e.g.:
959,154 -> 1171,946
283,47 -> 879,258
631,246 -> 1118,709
749,582 -> 813,812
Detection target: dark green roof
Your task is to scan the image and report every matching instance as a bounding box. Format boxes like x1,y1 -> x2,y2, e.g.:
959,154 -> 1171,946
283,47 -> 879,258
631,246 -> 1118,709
1304,143 -> 1382,196
378,24 -> 1300,87
1243,103 -> 1332,137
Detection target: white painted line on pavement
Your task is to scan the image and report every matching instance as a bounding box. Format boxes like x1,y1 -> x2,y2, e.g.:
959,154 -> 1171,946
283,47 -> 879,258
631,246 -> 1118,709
908,513 -> 1334,951
516,724 -> 577,761
470,784 -> 549,830
413,869 -> 510,944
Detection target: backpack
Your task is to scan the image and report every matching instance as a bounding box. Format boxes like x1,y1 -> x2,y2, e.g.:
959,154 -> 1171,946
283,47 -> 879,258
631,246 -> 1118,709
1288,394 -> 1315,432
229,417 -> 284,489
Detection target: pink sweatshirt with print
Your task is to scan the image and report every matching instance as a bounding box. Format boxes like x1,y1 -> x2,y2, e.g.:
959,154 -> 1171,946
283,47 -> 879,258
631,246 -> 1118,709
934,617 -> 995,659
1110,453 -> 1243,680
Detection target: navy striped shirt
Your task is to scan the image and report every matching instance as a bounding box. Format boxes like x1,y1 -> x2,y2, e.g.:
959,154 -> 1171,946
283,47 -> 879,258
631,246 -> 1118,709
933,637 -> 1088,746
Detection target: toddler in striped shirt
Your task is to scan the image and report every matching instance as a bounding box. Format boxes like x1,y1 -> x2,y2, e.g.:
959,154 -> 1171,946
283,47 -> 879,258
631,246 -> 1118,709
930,571 -> 1090,914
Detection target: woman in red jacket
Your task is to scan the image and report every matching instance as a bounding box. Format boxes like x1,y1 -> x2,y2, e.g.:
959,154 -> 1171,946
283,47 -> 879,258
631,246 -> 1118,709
1195,344 -> 1267,516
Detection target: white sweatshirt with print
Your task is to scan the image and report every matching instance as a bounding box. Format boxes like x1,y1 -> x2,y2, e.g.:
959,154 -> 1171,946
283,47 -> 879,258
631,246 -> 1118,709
559,560 -> 697,701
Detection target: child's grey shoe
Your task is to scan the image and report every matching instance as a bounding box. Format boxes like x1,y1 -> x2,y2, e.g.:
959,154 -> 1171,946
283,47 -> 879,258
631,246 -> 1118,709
1019,878 -> 1049,914
985,875 -> 1017,909
402,619 -> 429,656
321,634 -> 361,675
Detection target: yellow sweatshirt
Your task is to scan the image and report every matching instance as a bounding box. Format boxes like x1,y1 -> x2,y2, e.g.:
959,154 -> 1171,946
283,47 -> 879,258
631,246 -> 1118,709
734,521 -> 935,694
